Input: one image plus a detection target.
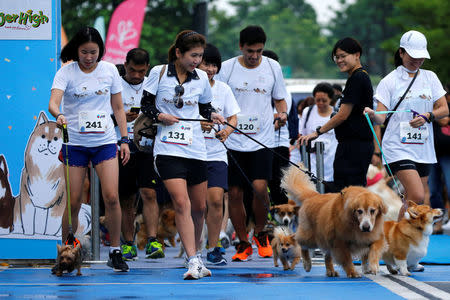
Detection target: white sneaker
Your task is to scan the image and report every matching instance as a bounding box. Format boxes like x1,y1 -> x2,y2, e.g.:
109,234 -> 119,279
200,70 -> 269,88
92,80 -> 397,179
196,252 -> 212,278
442,221 -> 450,231
183,257 -> 202,280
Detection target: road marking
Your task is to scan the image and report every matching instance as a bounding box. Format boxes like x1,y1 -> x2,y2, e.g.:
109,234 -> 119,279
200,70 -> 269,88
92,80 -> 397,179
366,266 -> 450,300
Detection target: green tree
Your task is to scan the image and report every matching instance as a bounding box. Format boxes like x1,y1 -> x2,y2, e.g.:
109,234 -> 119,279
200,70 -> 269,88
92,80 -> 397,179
385,0 -> 450,84
328,0 -> 401,78
61,0 -> 201,67
208,0 -> 336,78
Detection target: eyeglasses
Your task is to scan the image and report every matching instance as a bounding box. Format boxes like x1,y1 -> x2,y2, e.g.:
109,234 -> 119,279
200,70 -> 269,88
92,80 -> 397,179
333,54 -> 349,62
174,85 -> 185,109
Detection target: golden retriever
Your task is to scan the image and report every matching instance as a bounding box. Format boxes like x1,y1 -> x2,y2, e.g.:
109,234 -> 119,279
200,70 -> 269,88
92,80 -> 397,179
281,164 -> 386,278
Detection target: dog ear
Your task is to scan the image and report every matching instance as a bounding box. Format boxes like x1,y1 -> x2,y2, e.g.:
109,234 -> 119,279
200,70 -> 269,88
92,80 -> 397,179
378,197 -> 387,215
294,206 -> 300,214
407,206 -> 419,219
57,244 -> 62,252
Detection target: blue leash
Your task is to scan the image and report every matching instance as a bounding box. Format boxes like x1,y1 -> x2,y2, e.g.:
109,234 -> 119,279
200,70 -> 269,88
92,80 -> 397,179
364,111 -> 405,201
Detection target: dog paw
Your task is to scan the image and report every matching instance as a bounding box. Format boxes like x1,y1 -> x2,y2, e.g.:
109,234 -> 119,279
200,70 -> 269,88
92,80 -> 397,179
400,271 -> 412,276
303,261 -> 311,272
283,267 -> 289,271
386,265 -> 398,275
347,271 -> 361,278
326,270 -> 339,277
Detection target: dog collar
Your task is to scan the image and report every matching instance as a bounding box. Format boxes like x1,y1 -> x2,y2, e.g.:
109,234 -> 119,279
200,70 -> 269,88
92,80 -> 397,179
367,172 -> 384,187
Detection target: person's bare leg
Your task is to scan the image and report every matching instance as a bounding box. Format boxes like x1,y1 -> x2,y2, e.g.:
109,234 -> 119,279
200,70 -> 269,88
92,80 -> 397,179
95,158 -> 121,247
206,187 -> 224,248
61,166 -> 86,242
252,179 -> 269,234
164,178 -> 197,257
140,187 -> 158,237
120,194 -> 136,242
228,185 -> 247,242
188,181 -> 208,251
396,169 -> 424,221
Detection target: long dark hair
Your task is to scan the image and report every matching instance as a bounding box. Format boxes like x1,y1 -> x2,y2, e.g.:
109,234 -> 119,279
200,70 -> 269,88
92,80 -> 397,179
394,48 -> 406,67
167,30 -> 206,63
60,26 -> 105,63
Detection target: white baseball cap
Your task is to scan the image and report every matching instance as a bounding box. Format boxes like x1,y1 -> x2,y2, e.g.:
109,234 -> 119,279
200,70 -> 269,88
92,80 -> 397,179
400,30 -> 430,59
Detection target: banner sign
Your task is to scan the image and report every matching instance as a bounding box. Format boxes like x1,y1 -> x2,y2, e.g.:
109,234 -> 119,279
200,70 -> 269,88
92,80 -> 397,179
0,0 -> 52,40
103,0 -> 148,64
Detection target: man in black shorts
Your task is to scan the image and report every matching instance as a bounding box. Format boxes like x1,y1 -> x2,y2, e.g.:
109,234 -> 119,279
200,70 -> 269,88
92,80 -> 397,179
116,48 -> 163,260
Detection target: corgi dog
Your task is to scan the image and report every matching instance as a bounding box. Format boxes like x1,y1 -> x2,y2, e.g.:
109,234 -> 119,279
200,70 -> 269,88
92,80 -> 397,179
382,201 -> 443,276
271,226 -> 301,271
271,199 -> 299,232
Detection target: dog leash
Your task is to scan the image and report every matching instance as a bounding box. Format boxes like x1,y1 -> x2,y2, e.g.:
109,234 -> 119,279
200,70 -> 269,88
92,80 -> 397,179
62,124 -> 80,248
222,121 -> 333,191
364,112 -> 405,203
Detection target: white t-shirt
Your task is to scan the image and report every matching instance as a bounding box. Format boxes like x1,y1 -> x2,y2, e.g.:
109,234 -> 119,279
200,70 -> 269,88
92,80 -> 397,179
204,80 -> 240,163
217,56 -> 288,151
374,66 -> 446,164
299,105 -> 338,181
115,76 -> 146,140
52,61 -> 121,146
143,65 -> 212,160
273,92 -> 292,148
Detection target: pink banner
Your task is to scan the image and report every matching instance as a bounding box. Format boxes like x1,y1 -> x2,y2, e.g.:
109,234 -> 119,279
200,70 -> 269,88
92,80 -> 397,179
103,0 -> 148,64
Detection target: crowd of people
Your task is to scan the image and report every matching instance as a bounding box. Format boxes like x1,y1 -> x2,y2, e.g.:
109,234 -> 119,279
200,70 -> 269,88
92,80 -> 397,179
49,25 -> 449,280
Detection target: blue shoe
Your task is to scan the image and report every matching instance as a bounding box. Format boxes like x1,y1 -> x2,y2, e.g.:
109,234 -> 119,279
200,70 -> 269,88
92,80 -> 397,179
121,244 -> 138,261
145,240 -> 165,259
206,247 -> 227,265
408,264 -> 425,272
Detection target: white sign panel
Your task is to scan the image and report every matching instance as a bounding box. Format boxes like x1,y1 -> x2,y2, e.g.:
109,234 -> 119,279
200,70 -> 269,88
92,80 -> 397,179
0,0 -> 52,40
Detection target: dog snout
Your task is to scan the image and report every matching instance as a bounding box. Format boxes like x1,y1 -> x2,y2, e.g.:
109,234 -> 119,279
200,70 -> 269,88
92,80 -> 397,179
360,221 -> 372,232
282,248 -> 288,253
283,219 -> 289,226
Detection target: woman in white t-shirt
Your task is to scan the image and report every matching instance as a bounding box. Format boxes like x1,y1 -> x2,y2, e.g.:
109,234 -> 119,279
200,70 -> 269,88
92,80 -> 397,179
48,27 -> 130,272
141,31 -> 225,280
198,44 -> 240,266
299,83 -> 338,192
365,31 -> 448,223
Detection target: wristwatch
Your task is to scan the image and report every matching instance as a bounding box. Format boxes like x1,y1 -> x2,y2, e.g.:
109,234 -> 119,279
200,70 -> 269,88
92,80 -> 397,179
428,111 -> 435,123
315,126 -> 323,136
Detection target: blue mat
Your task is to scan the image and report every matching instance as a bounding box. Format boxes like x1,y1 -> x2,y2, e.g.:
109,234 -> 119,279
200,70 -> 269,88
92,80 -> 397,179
421,234 -> 450,264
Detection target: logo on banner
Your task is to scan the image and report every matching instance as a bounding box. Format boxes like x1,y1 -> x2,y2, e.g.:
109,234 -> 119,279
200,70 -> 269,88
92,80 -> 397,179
108,20 -> 137,50
0,10 -> 49,29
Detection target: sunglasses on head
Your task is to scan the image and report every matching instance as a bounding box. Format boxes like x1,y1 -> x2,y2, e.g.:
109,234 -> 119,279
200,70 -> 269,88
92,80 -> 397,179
174,85 -> 185,109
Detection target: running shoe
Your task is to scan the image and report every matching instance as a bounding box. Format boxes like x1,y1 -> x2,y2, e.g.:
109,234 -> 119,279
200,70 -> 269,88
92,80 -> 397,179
145,240 -> 165,259
219,231 -> 231,249
107,249 -> 129,272
183,257 -> 202,280
408,263 -> 425,272
232,241 -> 253,261
121,244 -> 138,261
253,232 -> 273,258
197,254 -> 212,278
207,247 -> 227,265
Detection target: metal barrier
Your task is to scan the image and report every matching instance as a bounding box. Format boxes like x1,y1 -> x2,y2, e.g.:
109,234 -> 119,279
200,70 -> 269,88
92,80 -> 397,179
90,166 -> 101,261
299,141 -> 325,193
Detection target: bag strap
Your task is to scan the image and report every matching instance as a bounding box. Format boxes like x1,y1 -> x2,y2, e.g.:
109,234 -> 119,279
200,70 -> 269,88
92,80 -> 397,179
303,104 -> 315,129
384,70 -> 419,128
159,65 -> 166,84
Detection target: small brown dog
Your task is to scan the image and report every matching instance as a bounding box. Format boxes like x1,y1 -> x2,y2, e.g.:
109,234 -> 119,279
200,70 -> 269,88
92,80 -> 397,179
382,201 -> 443,276
136,208 -> 177,250
271,227 -> 301,270
53,244 -> 82,276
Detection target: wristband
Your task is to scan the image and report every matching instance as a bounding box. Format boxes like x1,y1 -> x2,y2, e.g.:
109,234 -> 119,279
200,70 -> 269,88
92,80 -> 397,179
315,126 -> 323,136
280,112 -> 288,117
428,112 -> 435,123
56,113 -> 64,120
117,136 -> 130,146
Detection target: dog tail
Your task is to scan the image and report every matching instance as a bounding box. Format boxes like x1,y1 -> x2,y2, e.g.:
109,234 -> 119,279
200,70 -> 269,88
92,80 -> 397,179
281,164 -> 318,205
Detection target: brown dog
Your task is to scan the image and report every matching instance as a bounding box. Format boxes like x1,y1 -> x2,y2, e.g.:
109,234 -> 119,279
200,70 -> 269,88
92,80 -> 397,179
136,208 -> 177,250
281,164 -> 386,278
271,199 -> 300,230
271,226 -> 301,270
53,244 -> 82,276
383,201 -> 443,276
